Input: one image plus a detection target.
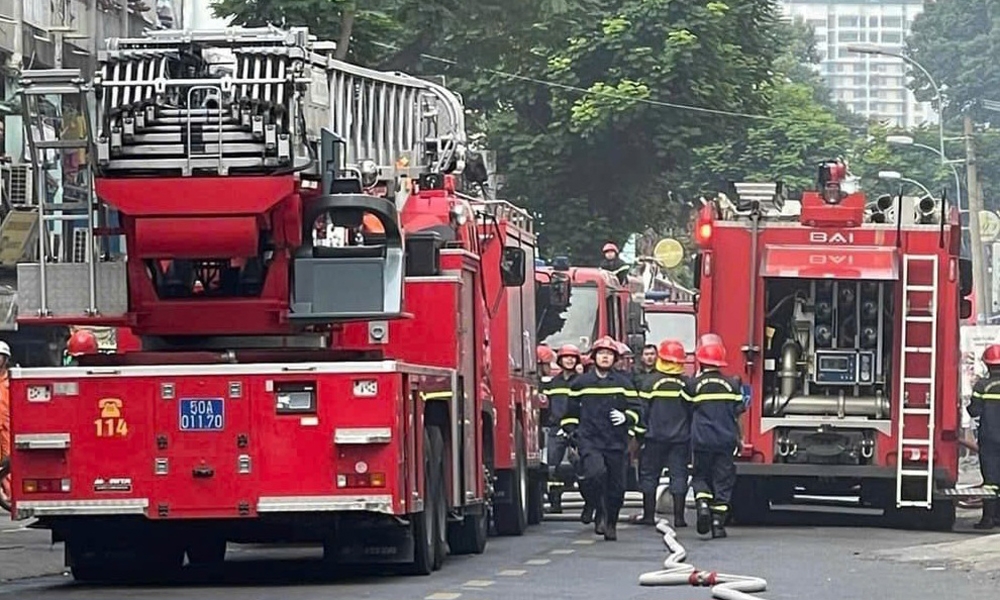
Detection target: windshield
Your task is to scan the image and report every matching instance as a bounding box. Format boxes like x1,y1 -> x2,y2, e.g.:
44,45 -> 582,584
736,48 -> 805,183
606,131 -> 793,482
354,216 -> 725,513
537,284 -> 599,351
646,311 -> 697,353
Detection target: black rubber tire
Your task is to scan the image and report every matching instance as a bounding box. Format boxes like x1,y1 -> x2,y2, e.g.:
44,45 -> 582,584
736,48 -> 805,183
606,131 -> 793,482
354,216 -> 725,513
729,476 -> 770,526
495,422 -> 528,536
68,539 -> 184,583
0,456 -> 11,513
448,508 -> 488,555
186,538 -> 227,566
428,427 -> 449,571
406,429 -> 436,576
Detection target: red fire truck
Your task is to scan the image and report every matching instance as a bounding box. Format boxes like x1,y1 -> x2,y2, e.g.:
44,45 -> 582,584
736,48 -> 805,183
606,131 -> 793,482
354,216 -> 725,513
7,27 -> 541,580
691,161 -> 978,530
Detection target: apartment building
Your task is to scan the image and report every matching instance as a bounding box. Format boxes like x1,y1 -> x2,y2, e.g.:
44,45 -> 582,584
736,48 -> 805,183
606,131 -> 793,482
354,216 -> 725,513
780,0 -> 933,128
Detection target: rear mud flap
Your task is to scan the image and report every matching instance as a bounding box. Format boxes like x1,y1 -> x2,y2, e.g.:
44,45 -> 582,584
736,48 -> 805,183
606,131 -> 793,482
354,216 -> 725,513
326,523 -> 415,564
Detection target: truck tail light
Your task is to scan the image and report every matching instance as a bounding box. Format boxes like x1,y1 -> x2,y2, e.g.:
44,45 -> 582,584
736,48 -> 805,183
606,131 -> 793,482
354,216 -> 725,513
23,478 -> 71,494
337,473 -> 386,488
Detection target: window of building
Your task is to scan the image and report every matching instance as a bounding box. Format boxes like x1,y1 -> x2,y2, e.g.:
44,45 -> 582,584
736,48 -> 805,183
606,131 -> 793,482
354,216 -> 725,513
882,32 -> 902,43
869,16 -> 878,27
839,31 -> 860,42
838,15 -> 860,27
882,16 -> 903,28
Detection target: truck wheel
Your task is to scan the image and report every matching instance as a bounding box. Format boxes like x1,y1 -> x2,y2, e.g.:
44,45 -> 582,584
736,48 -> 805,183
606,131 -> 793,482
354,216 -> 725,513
0,456 -> 11,513
527,474 -> 545,525
730,476 -> 770,526
495,422 -> 528,536
407,429 -> 436,576
186,538 -> 227,567
448,508 -> 488,555
428,426 -> 449,571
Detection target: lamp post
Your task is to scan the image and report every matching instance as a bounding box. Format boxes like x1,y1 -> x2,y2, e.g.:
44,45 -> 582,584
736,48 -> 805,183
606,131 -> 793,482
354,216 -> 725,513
878,170 -> 936,200
885,134 -> 964,212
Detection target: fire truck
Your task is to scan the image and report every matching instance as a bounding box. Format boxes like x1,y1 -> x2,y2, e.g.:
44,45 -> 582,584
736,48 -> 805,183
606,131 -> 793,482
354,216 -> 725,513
7,27 -> 542,580
691,160 -> 978,530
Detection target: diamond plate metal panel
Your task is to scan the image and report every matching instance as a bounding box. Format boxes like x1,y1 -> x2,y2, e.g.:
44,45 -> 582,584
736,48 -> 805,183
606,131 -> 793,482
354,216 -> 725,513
16,261 -> 128,318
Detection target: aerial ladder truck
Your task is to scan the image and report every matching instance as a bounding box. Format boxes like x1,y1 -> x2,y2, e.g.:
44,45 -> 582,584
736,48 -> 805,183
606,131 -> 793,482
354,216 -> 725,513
5,26 -> 542,581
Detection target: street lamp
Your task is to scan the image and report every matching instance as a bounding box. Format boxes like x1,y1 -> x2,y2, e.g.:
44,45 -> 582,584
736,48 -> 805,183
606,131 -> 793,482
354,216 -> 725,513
847,44 -> 946,163
878,170 -> 936,200
886,134 -> 964,214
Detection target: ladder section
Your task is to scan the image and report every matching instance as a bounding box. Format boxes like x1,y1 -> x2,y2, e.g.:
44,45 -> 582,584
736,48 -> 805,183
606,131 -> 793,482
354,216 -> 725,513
16,69 -> 127,324
95,27 -> 467,180
895,254 -> 939,509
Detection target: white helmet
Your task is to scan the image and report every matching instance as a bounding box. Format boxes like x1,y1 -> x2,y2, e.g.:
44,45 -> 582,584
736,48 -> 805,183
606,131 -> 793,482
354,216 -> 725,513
0,341 -> 9,357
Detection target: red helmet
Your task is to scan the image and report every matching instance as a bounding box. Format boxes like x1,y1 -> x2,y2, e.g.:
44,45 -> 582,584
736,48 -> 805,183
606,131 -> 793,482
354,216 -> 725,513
602,242 -> 619,254
984,344 -> 1000,366
536,345 -> 555,364
557,344 -> 581,360
696,335 -> 727,368
657,340 -> 686,364
590,336 -> 620,356
67,329 -> 99,357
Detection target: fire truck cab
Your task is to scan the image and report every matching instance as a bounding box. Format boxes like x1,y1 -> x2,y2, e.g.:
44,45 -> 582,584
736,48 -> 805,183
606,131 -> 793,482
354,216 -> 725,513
690,160 -> 980,530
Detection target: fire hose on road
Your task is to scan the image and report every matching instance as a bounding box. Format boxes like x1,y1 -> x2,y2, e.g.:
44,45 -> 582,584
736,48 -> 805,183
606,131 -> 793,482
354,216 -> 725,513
638,519 -> 769,600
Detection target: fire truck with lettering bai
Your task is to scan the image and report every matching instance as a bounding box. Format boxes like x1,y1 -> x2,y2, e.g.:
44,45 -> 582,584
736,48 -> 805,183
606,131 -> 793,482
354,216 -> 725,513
690,159 -> 985,530
6,26 -> 543,580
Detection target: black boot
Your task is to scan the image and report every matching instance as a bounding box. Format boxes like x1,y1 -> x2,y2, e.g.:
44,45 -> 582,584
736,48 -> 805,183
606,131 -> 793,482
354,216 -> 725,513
974,499 -> 997,530
604,507 -> 620,541
548,488 -> 563,514
594,499 -> 607,535
711,513 -> 727,539
636,493 -> 656,525
672,493 -> 688,528
696,499 -> 712,535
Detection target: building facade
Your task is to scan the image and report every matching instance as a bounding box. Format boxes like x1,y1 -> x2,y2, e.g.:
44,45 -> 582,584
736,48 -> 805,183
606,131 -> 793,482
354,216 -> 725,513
780,0 -> 933,128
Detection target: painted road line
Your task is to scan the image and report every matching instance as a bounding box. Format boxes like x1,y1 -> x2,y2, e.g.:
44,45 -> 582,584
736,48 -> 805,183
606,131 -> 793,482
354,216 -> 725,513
425,593 -> 461,600
462,580 -> 495,588
497,569 -> 527,577
550,549 -> 575,555
525,558 -> 551,565
571,539 -> 595,545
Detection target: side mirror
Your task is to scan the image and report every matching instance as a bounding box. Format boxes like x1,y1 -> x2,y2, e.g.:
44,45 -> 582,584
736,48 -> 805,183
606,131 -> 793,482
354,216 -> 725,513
549,272 -> 571,308
959,257 -> 973,298
501,246 -> 526,287
693,253 -> 702,291
960,298 -> 972,320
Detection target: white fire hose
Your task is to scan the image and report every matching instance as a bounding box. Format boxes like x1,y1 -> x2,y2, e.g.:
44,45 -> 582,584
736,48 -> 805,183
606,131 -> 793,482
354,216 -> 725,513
638,519 -> 769,600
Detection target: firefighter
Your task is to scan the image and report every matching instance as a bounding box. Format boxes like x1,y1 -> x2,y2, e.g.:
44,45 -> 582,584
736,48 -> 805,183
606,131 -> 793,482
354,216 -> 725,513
689,334 -> 744,539
537,345 -> 556,381
559,336 -> 643,541
542,344 -> 581,513
65,330 -> 99,366
633,339 -> 692,527
0,340 -> 10,506
599,242 -> 630,286
634,343 -> 660,391
969,344 -> 1000,530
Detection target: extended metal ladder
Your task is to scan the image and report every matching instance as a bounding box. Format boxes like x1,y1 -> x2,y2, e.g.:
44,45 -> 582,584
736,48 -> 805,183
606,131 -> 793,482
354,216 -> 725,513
17,69 -> 117,320
895,254 -> 939,508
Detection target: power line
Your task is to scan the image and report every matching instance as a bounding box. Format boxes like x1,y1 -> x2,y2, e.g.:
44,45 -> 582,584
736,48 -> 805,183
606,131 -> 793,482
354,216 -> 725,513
369,41 -> 781,122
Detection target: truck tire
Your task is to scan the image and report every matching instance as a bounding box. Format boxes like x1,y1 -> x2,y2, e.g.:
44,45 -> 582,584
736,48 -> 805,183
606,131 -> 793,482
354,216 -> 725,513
495,421 -> 528,536
428,426 -> 449,571
407,429 -> 436,576
186,538 -> 227,567
527,474 -> 545,525
0,456 -> 11,513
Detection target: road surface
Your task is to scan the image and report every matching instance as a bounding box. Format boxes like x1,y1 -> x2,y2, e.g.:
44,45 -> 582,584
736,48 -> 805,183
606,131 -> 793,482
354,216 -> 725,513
1,505 -> 998,600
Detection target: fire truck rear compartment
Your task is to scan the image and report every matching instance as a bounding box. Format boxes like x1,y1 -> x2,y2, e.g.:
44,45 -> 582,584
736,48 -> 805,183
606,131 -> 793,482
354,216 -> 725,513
761,277 -> 894,470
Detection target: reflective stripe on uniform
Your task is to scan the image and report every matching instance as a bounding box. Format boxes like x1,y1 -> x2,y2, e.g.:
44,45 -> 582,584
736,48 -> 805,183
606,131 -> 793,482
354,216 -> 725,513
612,265 -> 629,274
569,387 -> 638,397
422,392 -> 452,401
971,392 -> 1000,400
690,392 -> 742,403
641,389 -> 690,401
543,387 -> 572,396
625,409 -> 640,424
560,416 -> 580,426
710,504 -> 728,512
695,492 -> 713,500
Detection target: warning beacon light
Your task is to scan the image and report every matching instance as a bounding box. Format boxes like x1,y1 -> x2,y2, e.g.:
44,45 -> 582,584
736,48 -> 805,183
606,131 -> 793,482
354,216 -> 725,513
694,205 -> 715,248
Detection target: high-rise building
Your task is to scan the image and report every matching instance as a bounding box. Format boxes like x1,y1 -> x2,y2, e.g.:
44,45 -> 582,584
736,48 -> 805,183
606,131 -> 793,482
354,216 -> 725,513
780,0 -> 934,128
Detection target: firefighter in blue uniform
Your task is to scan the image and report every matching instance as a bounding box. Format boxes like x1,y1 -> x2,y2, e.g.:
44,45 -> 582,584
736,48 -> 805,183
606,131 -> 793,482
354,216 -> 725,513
633,339 -> 692,527
541,344 -> 582,513
599,242 -> 630,286
689,335 -> 745,539
559,336 -> 643,541
969,344 -> 1000,530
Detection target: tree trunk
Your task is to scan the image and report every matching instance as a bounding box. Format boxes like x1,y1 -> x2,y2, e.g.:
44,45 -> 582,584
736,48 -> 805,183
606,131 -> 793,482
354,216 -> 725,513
334,3 -> 356,60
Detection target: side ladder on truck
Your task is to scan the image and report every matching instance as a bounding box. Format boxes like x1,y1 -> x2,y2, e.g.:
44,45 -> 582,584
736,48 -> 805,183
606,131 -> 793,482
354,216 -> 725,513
895,254 -> 938,508
16,69 -> 127,323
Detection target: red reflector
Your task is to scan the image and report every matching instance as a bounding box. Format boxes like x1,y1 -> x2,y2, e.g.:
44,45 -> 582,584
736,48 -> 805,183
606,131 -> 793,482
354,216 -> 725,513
23,478 -> 70,494
340,473 -> 386,489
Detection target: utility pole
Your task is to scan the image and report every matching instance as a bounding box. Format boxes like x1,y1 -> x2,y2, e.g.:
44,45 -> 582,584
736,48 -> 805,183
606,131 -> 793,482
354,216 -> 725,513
965,114 -> 990,322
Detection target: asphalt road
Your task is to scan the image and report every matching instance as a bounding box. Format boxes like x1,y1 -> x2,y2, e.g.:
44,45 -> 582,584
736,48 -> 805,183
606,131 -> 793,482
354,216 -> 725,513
1,505 -> 998,600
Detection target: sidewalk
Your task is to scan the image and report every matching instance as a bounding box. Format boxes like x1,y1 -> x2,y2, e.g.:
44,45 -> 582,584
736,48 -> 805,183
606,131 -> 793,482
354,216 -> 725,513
0,512 -> 65,582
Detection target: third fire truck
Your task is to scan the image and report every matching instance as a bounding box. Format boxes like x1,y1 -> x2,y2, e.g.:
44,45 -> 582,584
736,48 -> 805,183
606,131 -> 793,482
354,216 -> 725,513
7,26 -> 542,580
691,161 -> 981,530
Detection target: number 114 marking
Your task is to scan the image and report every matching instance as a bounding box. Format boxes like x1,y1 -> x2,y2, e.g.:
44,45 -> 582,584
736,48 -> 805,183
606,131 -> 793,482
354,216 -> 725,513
95,418 -> 129,438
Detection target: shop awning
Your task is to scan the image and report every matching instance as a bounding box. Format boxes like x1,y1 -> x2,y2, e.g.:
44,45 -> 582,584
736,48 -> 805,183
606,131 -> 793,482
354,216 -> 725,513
761,245 -> 899,280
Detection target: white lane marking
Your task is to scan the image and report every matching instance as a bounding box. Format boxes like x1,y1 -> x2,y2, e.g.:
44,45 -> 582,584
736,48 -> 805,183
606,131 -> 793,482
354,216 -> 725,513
462,580 -> 494,587
525,558 -> 551,565
550,549 -> 575,555
426,594 -> 461,600
571,539 -> 595,545
498,569 -> 527,576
